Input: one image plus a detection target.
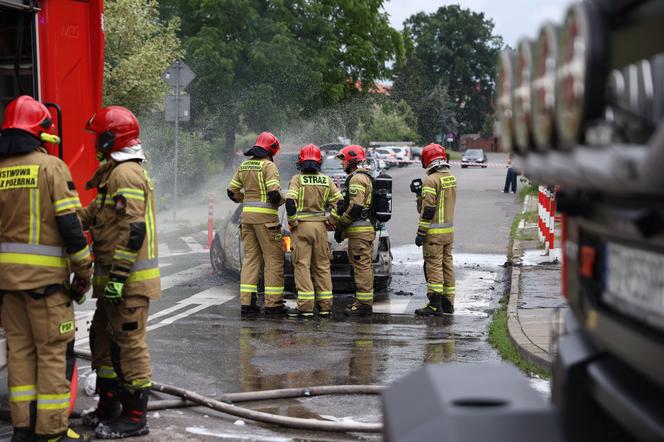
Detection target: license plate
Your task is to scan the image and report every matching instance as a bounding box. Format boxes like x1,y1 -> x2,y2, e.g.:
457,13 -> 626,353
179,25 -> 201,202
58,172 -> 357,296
605,242 -> 664,330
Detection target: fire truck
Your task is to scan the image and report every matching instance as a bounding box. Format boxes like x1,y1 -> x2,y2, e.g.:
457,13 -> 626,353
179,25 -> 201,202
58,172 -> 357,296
0,0 -> 104,371
497,0 -> 664,440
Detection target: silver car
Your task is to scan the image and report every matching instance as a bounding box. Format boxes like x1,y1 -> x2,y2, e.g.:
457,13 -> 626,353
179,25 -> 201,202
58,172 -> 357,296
210,205 -> 392,298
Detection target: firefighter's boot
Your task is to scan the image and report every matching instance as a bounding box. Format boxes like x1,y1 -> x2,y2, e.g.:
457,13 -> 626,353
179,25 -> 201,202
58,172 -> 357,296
82,378 -> 122,427
287,307 -> 313,318
415,293 -> 443,317
241,293 -> 260,316
264,301 -> 288,316
316,305 -> 332,318
37,428 -> 90,441
11,428 -> 32,442
95,387 -> 149,439
344,303 -> 373,316
441,295 -> 454,314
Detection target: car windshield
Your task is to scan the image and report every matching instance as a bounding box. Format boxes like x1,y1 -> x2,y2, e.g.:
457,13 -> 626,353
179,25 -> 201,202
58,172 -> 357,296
322,157 -> 344,173
464,149 -> 483,158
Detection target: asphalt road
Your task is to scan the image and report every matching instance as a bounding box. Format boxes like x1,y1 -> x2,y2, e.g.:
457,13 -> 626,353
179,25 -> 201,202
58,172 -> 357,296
0,153 -> 524,441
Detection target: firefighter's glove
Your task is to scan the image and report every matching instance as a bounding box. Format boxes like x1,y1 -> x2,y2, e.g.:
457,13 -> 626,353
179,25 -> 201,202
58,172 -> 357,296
104,281 -> 125,305
71,275 -> 91,304
334,225 -> 345,243
410,178 -> 423,196
415,230 -> 427,247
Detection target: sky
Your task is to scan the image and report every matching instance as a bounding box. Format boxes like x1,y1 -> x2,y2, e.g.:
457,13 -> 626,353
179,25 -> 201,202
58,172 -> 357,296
384,0 -> 572,48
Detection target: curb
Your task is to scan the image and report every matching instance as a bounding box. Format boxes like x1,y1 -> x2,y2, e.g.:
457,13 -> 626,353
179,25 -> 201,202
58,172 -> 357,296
506,239 -> 552,370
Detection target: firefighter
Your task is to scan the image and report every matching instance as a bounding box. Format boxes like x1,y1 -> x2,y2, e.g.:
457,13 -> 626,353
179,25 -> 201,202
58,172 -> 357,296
78,106 -> 160,439
227,132 -> 287,315
0,96 -> 93,442
413,143 -> 457,315
285,144 -> 343,318
333,145 -> 375,316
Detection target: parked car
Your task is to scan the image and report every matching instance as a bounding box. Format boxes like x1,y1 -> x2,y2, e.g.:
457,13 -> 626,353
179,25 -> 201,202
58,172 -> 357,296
210,206 -> 392,296
461,149 -> 488,168
374,148 -> 398,169
381,146 -> 411,167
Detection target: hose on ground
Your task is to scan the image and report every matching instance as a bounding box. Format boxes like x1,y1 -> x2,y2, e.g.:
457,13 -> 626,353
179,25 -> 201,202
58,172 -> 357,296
74,349 -> 383,433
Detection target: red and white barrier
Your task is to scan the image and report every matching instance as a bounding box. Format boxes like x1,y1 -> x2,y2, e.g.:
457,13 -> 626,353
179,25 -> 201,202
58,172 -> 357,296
538,186 -> 556,252
207,193 -> 214,249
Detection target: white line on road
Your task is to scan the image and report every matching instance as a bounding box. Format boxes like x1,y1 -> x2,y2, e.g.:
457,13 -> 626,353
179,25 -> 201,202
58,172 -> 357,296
75,263 -> 214,346
182,236 -> 206,253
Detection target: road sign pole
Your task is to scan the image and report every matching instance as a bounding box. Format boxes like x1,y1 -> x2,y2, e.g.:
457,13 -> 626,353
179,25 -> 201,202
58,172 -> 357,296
173,61 -> 180,222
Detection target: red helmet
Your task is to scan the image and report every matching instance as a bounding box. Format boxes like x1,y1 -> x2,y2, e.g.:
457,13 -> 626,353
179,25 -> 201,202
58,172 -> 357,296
336,145 -> 366,171
253,131 -> 280,157
421,143 -> 447,168
1,95 -> 53,139
298,144 -> 322,163
85,106 -> 140,153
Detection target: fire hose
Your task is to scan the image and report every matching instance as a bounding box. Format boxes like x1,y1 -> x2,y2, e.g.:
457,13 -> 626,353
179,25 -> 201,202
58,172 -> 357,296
74,349 -> 383,433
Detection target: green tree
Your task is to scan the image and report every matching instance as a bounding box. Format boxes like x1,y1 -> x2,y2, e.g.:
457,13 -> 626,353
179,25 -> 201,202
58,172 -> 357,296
104,0 -> 183,113
392,5 -> 502,137
353,98 -> 419,146
159,0 -> 401,169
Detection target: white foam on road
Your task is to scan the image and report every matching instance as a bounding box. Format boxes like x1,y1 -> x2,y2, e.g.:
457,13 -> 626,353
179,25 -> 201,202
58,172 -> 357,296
392,244 -> 507,269
522,248 -> 561,266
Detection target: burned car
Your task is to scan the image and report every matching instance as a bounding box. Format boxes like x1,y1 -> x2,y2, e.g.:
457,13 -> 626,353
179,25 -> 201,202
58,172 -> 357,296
210,205 -> 392,297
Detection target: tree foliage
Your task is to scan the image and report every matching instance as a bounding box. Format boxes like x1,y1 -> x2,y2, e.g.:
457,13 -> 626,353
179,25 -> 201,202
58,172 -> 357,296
159,0 -> 401,167
104,0 -> 183,113
392,5 -> 502,140
353,98 -> 419,146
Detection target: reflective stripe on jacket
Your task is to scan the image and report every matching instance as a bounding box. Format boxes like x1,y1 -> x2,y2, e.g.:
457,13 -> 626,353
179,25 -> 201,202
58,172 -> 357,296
79,160 -> 160,299
417,169 -> 457,237
227,157 -> 284,224
286,172 -> 342,225
0,149 -> 92,290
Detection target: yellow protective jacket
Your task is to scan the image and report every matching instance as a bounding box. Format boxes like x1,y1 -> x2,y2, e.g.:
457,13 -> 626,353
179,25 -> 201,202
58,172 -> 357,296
79,160 -> 160,299
285,171 -> 343,227
0,148 -> 93,290
227,157 -> 284,224
336,170 -> 374,239
417,167 -> 457,241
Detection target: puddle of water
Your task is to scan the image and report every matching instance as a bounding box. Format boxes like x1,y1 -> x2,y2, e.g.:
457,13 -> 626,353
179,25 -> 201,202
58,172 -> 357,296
522,248 -> 561,266
186,426 -> 291,441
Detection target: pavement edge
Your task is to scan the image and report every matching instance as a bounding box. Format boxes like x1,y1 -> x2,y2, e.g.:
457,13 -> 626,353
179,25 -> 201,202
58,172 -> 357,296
506,239 -> 552,370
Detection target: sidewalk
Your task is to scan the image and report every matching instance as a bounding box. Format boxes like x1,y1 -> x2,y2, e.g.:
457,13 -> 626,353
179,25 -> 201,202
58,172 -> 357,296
507,194 -> 567,370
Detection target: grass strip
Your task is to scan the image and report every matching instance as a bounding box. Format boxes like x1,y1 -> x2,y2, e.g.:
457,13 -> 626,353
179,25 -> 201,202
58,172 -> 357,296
488,298 -> 550,379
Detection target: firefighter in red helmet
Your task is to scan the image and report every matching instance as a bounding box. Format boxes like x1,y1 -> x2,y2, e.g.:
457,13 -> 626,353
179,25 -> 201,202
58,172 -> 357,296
413,143 -> 457,315
285,144 -> 343,317
227,131 -> 287,315
78,106 -> 160,438
333,145 -> 375,316
0,96 -> 93,441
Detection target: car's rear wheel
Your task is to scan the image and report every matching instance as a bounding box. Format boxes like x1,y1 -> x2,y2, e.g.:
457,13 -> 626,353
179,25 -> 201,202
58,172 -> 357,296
210,236 -> 225,275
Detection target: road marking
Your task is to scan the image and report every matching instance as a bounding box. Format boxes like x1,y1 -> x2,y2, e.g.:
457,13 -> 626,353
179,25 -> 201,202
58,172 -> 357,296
75,263 -> 213,346
183,236 -> 206,253
146,286 -> 235,331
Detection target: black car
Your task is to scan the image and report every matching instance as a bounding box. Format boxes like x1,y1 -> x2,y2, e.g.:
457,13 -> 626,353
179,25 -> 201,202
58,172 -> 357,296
461,148 -> 488,168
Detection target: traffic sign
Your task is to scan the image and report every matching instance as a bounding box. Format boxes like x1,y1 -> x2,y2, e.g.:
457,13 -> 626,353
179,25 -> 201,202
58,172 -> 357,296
163,60 -> 196,90
165,95 -> 190,122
